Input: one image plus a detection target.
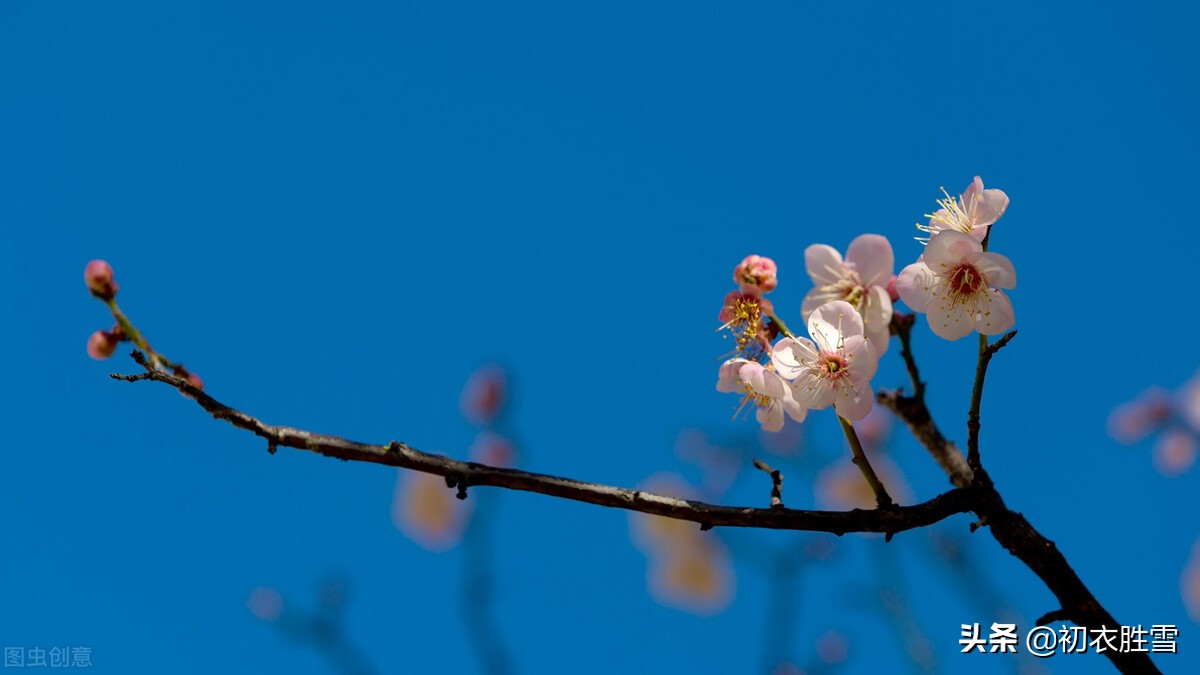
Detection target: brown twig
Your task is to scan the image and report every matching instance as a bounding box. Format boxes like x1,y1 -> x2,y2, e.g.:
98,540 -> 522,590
966,330 -> 1018,475
751,458 -> 785,509
112,351 -> 972,538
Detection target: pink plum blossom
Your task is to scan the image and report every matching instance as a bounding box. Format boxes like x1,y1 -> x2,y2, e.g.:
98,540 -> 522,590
801,235 -> 894,354
896,231 -> 1016,340
916,176 -> 1009,243
1153,428 -> 1197,477
771,300 -> 879,421
733,254 -> 779,293
1107,387 -> 1173,444
718,289 -> 774,355
716,358 -> 806,432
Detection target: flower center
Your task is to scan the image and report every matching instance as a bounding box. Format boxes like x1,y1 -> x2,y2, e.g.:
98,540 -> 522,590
947,263 -> 985,297
915,186 -> 980,242
817,276 -> 866,311
719,295 -> 766,353
929,187 -> 976,235
819,353 -> 849,381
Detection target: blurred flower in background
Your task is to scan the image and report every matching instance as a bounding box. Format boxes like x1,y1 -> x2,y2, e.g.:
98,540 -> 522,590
629,473 -> 734,615
1109,371 -> 1200,477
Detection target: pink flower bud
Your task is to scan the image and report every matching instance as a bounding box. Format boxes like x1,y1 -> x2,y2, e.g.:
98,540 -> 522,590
87,330 -> 119,360
460,365 -> 507,425
84,260 -> 119,300
733,255 -> 778,293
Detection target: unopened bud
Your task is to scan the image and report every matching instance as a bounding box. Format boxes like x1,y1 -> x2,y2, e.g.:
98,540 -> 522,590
84,260 -> 119,300
86,330 -> 119,360
733,255 -> 779,293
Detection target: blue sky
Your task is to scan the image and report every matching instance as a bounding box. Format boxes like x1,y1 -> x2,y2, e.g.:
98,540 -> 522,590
2,1 -> 1198,673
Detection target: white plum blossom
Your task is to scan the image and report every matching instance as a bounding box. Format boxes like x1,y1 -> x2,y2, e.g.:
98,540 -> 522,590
915,176 -> 1009,244
896,230 -> 1016,340
771,300 -> 879,421
717,358 -> 806,432
801,234 -> 894,354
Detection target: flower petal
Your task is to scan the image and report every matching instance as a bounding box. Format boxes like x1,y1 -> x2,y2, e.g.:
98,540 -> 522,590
975,252 -> 1017,289
976,289 -> 1015,335
896,262 -> 937,312
960,176 -> 984,206
782,393 -> 808,423
862,286 -> 893,355
805,244 -> 845,287
843,334 -> 878,383
716,359 -> 747,392
809,300 -> 865,348
974,188 -> 1009,228
757,402 -> 785,432
845,234 -> 894,288
833,384 -> 874,420
926,300 -> 977,340
923,230 -> 980,270
771,337 -> 817,380
791,373 -> 835,410
801,286 -> 848,320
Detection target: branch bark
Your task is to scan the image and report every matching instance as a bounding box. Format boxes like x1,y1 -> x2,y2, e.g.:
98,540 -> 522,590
112,352 -> 971,538
112,349 -> 1160,674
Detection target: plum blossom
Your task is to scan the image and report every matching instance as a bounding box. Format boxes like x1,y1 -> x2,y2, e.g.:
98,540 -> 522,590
896,231 -> 1016,340
801,234 -> 894,354
1107,387 -> 1173,444
718,289 -> 774,356
716,358 -> 806,432
733,254 -> 778,293
1153,429 -> 1197,477
915,176 -> 1009,243
771,300 -> 878,421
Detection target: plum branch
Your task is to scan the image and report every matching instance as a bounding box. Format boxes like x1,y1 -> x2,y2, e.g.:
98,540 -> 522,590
112,350 -> 974,538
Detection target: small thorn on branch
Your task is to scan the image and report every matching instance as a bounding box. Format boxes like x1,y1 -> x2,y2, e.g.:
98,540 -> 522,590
752,458 -> 784,509
699,522 -> 713,532
1037,608 -> 1072,626
267,440 -> 277,455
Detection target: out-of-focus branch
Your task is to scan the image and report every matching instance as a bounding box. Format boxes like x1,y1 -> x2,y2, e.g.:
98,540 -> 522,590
112,351 -> 973,539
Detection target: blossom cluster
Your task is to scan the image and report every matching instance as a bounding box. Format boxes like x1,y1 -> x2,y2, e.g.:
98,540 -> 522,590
717,177 -> 1015,431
